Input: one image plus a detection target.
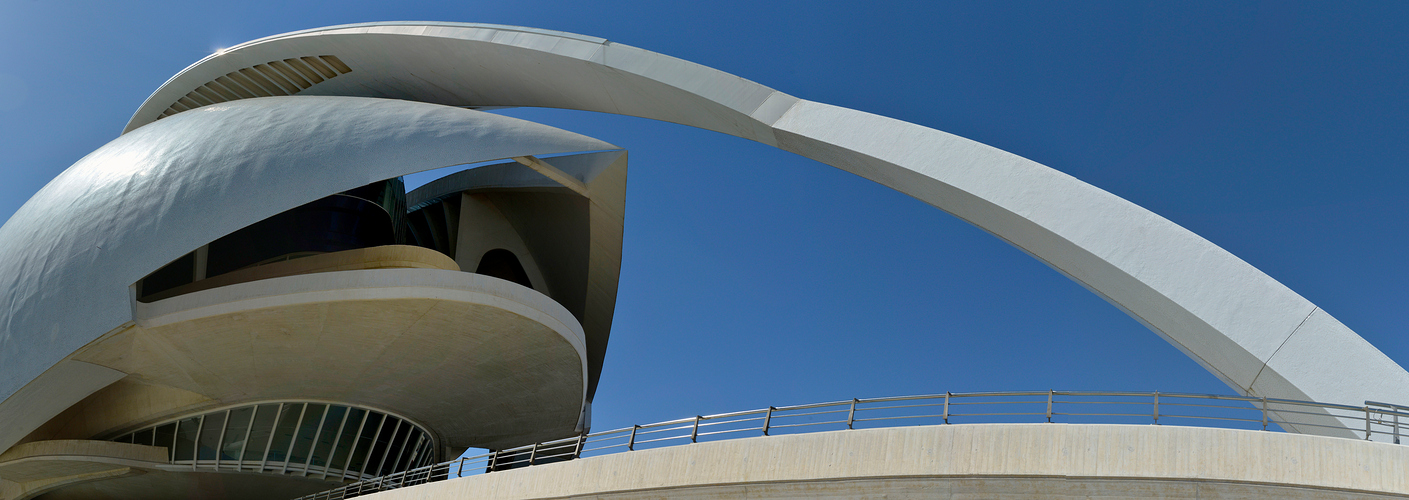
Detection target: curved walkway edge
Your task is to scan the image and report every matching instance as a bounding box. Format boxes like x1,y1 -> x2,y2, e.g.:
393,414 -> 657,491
358,424 -> 1409,499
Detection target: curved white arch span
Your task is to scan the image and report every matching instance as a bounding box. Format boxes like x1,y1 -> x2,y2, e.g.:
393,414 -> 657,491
121,22 -> 1409,435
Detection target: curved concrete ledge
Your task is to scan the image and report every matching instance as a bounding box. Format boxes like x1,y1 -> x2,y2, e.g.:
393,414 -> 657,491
133,268 -> 585,356
87,268 -> 590,449
138,244 -> 460,303
0,440 -> 166,500
362,424 -> 1409,499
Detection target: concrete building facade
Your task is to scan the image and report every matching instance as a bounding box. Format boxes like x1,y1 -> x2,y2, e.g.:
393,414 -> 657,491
1,22 -> 1405,499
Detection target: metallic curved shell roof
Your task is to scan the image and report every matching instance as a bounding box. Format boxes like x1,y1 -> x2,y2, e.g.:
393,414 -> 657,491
0,96 -> 617,451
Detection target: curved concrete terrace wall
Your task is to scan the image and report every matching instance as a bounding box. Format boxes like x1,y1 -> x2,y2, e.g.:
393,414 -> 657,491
360,424 -> 1409,500
120,22 -> 1409,427
111,268 -> 589,449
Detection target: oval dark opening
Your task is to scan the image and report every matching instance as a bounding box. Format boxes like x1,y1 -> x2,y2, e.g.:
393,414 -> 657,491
476,249 -> 532,289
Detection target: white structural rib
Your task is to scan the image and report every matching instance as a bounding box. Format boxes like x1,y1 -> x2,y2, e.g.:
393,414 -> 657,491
512,156 -> 591,197
117,23 -> 1409,435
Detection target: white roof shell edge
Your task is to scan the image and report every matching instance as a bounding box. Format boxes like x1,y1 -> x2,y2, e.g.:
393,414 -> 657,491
121,22 -> 1409,435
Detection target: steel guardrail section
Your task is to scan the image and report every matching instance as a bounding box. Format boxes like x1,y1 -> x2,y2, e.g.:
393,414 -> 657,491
290,390 -> 1409,500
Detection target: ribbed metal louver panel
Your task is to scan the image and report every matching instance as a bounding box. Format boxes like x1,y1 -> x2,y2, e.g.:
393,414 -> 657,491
156,56 -> 352,120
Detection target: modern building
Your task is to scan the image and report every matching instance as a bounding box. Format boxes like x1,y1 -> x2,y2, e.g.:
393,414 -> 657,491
2,22 -> 1408,499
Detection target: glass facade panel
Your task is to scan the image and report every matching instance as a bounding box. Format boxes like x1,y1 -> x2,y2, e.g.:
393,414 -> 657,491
288,403 -> 327,467
135,427 -> 156,446
367,418 -> 404,476
394,431 -> 424,472
328,408 -> 366,475
206,188 -> 399,277
197,411 -> 226,460
137,178 -> 410,303
266,403 -> 304,464
309,405 -> 347,468
154,423 -> 177,460
221,406 -> 254,461
108,402 -> 430,480
243,404 -> 280,462
347,413 -> 385,476
174,417 -> 201,462
138,251 -> 195,300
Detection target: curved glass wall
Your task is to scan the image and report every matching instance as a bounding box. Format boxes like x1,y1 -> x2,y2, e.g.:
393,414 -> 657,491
136,178 -> 412,302
110,402 -> 437,481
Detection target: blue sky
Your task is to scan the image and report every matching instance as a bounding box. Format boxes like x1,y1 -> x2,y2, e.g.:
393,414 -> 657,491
2,1 -> 1407,434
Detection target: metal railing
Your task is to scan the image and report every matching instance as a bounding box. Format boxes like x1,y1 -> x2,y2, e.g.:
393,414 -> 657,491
292,390 -> 1409,500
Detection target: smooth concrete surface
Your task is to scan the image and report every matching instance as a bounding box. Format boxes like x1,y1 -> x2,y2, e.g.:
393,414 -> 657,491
0,363 -> 126,459
370,477 -> 1408,500
81,269 -> 588,450
360,424 -> 1409,500
0,96 -> 622,454
14,380 -> 211,449
0,440 -> 167,482
0,440 -> 167,500
29,469 -> 340,500
116,22 -> 1409,427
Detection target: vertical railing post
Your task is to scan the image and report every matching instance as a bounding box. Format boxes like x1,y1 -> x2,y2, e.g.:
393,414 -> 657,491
528,442 -> 539,466
456,457 -> 465,478
1153,391 -> 1160,425
574,434 -> 586,458
1046,390 -> 1054,423
847,399 -> 858,430
691,416 -> 701,443
1261,397 -> 1268,431
488,449 -> 498,472
943,392 -> 951,424
1366,407 -> 1373,440
627,425 -> 638,451
762,407 -> 774,436
1394,411 -> 1401,445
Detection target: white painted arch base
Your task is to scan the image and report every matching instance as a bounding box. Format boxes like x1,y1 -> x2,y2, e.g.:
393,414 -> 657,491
359,424 -> 1409,500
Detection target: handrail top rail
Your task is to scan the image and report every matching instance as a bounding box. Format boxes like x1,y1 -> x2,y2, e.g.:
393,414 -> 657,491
291,388 -> 1409,500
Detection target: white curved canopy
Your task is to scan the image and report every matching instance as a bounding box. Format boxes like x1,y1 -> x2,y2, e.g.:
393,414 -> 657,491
0,96 -> 618,451
120,22 -> 1409,433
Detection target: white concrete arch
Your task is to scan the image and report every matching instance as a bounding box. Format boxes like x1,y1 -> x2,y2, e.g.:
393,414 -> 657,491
122,22 -> 1409,434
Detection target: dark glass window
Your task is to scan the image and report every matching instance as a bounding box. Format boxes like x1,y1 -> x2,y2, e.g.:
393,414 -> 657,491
347,413 -> 385,476
197,411 -> 225,460
394,432 -> 425,472
244,404 -> 280,462
222,406 -> 254,460
266,403 -> 304,463
138,252 -> 195,300
135,178 -> 412,302
136,427 -> 155,446
328,408 -> 367,475
174,417 -> 201,462
310,405 -> 347,468
154,423 -> 177,460
367,418 -> 405,476
288,404 -> 327,467
206,196 -> 396,276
